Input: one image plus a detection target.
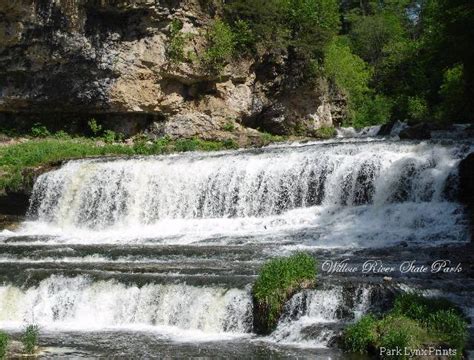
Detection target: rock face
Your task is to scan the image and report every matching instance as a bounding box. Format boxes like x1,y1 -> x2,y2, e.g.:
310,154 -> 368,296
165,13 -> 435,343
0,0 -> 346,143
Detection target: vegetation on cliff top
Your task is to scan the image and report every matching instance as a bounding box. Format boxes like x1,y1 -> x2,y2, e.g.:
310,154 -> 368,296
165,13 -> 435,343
343,293 -> 468,359
193,0 -> 473,127
252,252 -> 317,334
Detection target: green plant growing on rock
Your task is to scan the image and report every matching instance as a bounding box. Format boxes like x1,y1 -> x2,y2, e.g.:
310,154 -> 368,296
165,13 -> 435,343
252,252 -> 317,334
343,314 -> 377,353
167,19 -> 186,63
222,121 -> 236,132
203,19 -> 235,73
314,126 -> 336,139
342,292 -> 468,359
22,324 -> 39,354
0,331 -> 8,359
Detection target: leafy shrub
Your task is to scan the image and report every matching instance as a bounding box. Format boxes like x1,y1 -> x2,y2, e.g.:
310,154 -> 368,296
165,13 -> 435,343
438,64 -> 466,122
222,138 -> 238,149
203,19 -> 235,72
22,324 -> 39,354
253,252 -> 317,333
314,126 -> 336,139
260,132 -> 284,145
222,121 -> 236,132
88,118 -> 102,136
102,130 -> 122,144
53,130 -> 71,140
407,96 -> 428,122
31,123 -> 50,138
168,19 -> 186,63
343,314 -> 377,353
352,95 -> 392,128
0,332 -> 8,359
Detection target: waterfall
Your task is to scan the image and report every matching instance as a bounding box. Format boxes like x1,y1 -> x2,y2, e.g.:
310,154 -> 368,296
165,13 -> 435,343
29,142 -> 464,223
16,140 -> 468,247
0,139 -> 472,354
0,275 -> 252,337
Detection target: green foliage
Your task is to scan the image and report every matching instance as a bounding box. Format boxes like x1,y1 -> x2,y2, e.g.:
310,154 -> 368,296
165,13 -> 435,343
31,123 -> 51,138
438,64 -> 466,122
260,132 -> 284,146
324,37 -> 370,101
377,315 -> 427,360
343,292 -> 468,357
225,0 -> 339,72
53,130 -> 71,140
88,118 -> 102,136
352,95 -> 392,128
222,121 -> 236,132
253,252 -> 317,332
22,324 -> 39,354
231,19 -> 255,54
407,96 -> 428,122
0,332 -> 8,359
203,19 -> 235,72
314,126 -> 336,139
343,314 -> 377,353
102,130 -> 123,144
168,19 -> 187,63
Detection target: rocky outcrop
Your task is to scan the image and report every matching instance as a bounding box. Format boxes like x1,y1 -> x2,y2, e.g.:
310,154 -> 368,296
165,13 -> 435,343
398,123 -> 431,140
0,0 -> 345,142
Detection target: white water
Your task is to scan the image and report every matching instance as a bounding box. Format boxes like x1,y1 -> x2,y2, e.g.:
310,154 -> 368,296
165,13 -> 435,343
268,286 -> 371,347
0,275 -> 252,340
0,139 -> 472,351
2,140 -> 468,247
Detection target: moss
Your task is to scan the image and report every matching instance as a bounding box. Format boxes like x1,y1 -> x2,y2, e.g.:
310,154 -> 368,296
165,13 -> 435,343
342,293 -> 468,359
252,252 -> 317,334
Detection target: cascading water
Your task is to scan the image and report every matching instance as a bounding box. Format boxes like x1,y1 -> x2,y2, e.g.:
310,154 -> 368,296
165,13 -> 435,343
0,139 -> 472,357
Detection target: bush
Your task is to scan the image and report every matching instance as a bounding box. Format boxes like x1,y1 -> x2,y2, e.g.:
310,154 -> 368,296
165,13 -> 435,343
31,123 -> 50,138
222,121 -> 236,132
253,252 -> 317,334
0,332 -> 8,359
22,324 -> 39,354
314,126 -> 336,139
407,96 -> 428,122
168,19 -> 186,63
88,118 -> 102,136
343,314 -> 377,353
203,19 -> 235,72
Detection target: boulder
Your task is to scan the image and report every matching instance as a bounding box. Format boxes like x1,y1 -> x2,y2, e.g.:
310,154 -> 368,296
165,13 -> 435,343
398,123 -> 431,140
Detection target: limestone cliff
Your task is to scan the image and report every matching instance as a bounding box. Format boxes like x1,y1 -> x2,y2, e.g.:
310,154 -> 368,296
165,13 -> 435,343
0,0 -> 346,144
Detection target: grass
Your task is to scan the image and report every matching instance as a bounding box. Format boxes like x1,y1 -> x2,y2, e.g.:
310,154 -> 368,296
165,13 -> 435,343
0,331 -> 8,359
343,292 -> 468,359
22,324 -> 39,354
0,136 -> 239,192
252,252 -> 317,334
314,126 -> 336,139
